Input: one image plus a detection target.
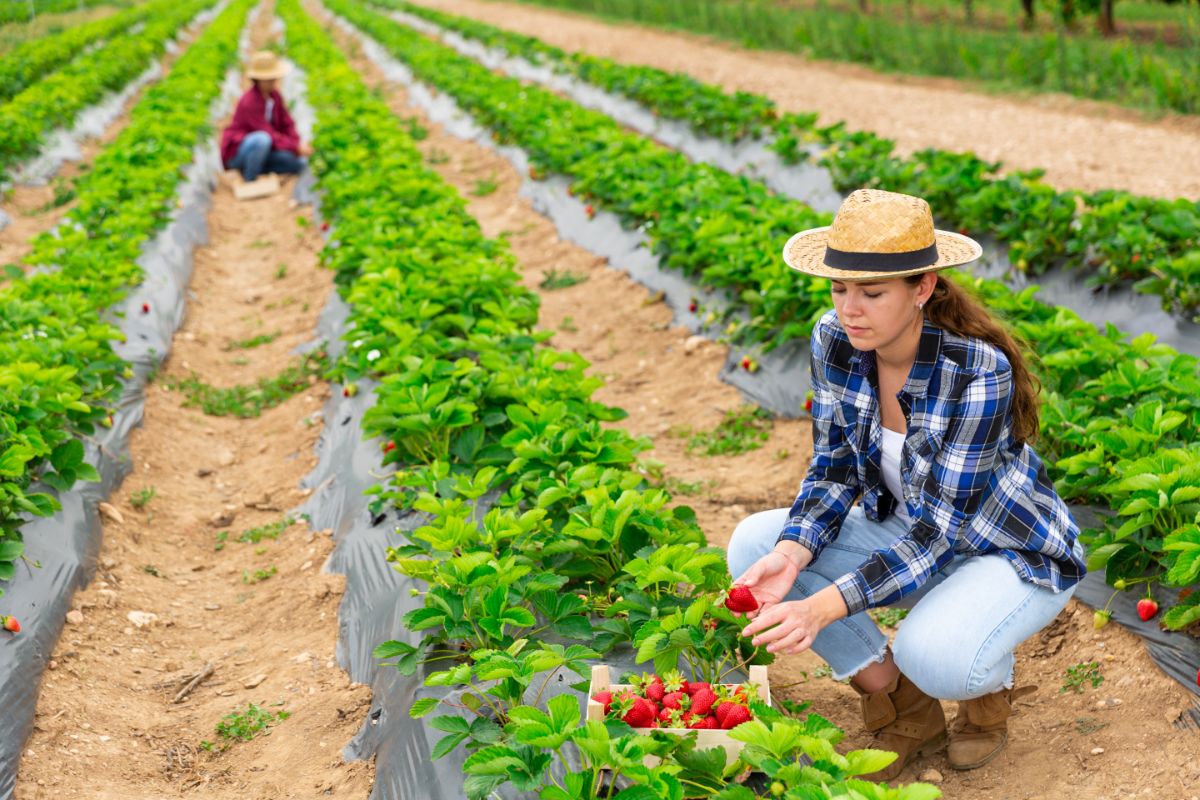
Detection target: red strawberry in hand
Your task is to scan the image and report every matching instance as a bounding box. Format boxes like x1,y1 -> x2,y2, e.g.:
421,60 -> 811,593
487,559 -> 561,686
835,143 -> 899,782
1136,597 -> 1158,621
725,586 -> 759,613
720,704 -> 752,729
2,615 -> 19,633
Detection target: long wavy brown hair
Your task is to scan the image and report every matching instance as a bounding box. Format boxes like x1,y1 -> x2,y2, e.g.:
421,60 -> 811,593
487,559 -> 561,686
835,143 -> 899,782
906,274 -> 1041,445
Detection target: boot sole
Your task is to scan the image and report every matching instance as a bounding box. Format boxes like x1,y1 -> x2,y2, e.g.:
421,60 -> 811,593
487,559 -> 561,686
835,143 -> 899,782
862,731 -> 948,783
947,732 -> 1007,771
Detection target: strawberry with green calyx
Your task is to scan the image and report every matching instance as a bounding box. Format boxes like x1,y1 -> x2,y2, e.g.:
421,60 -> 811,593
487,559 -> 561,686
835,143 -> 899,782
725,585 -> 759,613
2,616 -> 19,633
804,390 -> 814,414
1137,594 -> 1159,622
660,669 -> 688,695
342,383 -> 358,398
1093,609 -> 1111,630
584,204 -> 596,219
662,691 -> 689,711
591,690 -> 614,714
720,704 -> 753,729
644,676 -> 666,703
689,687 -> 717,716
623,697 -> 658,728
714,701 -> 739,726
659,707 -> 686,728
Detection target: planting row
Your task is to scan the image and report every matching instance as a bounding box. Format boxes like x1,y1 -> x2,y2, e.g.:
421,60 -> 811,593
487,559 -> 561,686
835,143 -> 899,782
332,0 -> 1200,630
0,0 -> 216,182
281,0 -> 940,796
379,0 -> 1200,321
506,0 -> 1200,117
0,0 -> 179,104
0,0 -> 122,26
0,0 -> 255,596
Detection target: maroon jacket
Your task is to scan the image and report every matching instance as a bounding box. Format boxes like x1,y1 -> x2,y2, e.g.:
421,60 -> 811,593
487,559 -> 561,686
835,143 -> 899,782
220,87 -> 300,166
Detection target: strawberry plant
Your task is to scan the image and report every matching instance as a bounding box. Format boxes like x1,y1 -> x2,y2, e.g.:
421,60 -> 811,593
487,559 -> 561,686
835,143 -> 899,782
0,0 -> 255,601
0,0 -> 216,182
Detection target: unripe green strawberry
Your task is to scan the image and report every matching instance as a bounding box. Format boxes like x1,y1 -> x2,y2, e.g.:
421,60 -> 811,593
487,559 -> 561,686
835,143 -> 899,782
1093,609 -> 1111,630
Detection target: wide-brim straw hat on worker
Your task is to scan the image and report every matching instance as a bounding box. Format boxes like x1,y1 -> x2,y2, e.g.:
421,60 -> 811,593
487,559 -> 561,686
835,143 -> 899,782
783,188 -> 982,281
246,50 -> 289,81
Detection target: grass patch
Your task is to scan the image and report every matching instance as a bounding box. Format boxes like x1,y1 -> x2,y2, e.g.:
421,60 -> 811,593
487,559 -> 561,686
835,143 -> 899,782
470,176 -> 499,196
868,608 -> 909,628
200,702 -> 291,751
166,352 -> 326,418
538,268 -> 589,291
225,331 -> 281,351
129,486 -> 157,509
681,406 -> 773,457
1061,661 -> 1104,693
242,565 -> 278,584
238,516 -> 296,544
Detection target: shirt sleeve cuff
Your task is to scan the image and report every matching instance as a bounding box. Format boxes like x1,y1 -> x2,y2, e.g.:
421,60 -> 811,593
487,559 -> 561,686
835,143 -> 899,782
776,525 -> 825,560
833,571 -> 870,618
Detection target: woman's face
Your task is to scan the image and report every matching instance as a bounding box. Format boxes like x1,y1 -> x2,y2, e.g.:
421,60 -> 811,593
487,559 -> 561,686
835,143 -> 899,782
831,276 -> 930,352
255,78 -> 278,95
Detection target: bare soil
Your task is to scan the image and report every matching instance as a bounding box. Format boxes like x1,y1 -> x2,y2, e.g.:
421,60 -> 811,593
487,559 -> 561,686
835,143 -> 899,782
411,0 -> 1200,201
325,10 -> 1200,800
13,7 -> 375,798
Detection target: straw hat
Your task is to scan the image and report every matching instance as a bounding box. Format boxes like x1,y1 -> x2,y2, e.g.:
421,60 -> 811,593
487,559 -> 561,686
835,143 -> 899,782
246,50 -> 289,81
783,189 -> 982,281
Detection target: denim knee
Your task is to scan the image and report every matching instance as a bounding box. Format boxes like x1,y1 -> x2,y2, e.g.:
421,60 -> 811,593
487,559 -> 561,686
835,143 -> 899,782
726,509 -> 785,579
242,130 -> 272,151
892,622 -> 1009,700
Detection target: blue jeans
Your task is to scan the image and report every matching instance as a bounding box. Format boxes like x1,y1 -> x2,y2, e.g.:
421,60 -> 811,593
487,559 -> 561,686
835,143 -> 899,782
230,130 -> 304,181
727,505 -> 1082,700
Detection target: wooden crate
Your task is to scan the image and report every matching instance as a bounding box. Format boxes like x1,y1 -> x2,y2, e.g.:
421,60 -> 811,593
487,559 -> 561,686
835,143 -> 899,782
586,664 -> 771,768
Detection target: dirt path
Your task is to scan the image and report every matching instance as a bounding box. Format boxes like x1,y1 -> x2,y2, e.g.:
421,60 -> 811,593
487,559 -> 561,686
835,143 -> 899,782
410,0 -> 1200,201
14,8 -> 375,798
323,9 -> 1200,800
0,5 -> 213,273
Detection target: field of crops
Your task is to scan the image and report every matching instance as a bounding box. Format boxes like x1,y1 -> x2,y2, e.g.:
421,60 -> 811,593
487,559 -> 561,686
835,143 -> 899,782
0,0 -> 1198,798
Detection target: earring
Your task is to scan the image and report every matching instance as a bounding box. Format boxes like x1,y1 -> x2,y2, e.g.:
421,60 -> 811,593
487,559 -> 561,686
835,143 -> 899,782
917,301 -> 925,311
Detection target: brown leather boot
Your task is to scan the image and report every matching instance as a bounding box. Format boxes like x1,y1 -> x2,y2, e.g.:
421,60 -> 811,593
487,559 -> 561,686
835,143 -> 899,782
947,685 -> 1036,770
853,672 -> 947,782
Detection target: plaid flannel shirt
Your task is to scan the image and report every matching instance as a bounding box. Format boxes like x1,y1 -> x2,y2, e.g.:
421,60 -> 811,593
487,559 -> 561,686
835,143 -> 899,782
778,310 -> 1086,617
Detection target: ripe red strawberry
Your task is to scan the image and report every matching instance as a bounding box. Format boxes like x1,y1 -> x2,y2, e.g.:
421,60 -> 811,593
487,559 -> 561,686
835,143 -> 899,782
140,302 -> 150,314
721,704 -> 752,729
591,690 -> 614,714
584,204 -> 595,219
741,356 -> 752,370
804,392 -> 813,413
715,701 -> 738,726
622,697 -> 658,728
383,441 -> 396,453
688,715 -> 719,729
661,670 -> 688,695
689,687 -> 717,716
688,300 -> 698,313
644,676 -> 665,703
724,586 -> 759,613
2,616 -> 19,633
321,220 -> 330,232
662,691 -> 687,711
685,681 -> 711,697
1137,597 -> 1159,621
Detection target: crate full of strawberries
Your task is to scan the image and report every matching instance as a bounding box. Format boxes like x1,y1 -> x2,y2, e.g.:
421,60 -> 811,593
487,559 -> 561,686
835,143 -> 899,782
587,664 -> 770,767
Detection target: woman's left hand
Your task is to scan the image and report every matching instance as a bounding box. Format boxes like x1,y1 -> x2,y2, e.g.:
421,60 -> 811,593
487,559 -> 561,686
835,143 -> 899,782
741,587 -> 846,655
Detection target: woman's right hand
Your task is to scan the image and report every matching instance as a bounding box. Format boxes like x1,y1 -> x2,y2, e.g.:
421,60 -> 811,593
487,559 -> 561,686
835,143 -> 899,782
732,546 -> 811,619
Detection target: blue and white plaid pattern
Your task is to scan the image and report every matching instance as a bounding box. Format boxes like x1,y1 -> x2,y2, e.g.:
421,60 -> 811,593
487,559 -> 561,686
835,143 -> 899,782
779,310 -> 1087,616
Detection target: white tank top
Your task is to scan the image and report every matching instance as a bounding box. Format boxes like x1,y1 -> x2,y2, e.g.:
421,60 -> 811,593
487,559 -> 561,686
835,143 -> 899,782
880,427 -> 911,526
